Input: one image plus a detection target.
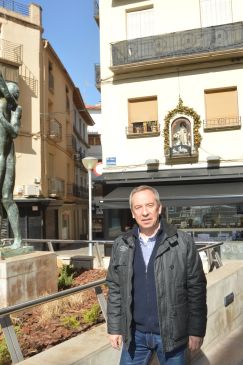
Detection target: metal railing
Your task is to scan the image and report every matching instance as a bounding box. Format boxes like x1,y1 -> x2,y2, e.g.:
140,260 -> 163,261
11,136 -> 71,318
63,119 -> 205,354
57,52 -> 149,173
0,239 -> 223,363
204,116 -> 241,130
111,21 -> 243,67
0,0 -> 29,16
126,121 -> 160,137
0,38 -> 22,64
0,278 -> 107,364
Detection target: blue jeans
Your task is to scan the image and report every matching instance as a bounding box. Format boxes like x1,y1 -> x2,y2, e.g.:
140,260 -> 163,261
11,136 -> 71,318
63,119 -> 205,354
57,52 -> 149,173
120,330 -> 186,365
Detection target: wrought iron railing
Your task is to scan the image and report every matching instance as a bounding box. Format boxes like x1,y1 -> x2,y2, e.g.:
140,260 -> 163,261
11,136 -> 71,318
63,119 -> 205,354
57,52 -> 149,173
126,121 -> 160,137
204,116 -> 241,130
48,118 -> 62,141
0,38 -> 22,64
0,0 -> 29,16
66,134 -> 76,152
111,22 -> 243,67
48,177 -> 65,198
95,63 -> 100,90
73,184 -> 88,198
94,0 -> 99,24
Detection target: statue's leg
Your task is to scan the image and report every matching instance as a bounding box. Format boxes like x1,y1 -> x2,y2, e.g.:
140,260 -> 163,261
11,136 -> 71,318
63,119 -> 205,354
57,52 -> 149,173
2,147 -> 21,249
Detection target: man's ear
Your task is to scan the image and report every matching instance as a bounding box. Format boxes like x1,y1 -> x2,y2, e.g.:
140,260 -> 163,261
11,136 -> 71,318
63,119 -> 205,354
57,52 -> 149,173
159,204 -> 162,215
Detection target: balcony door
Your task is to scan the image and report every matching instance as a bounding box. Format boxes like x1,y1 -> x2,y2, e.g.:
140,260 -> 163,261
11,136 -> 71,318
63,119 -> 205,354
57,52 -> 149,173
200,0 -> 232,27
126,7 -> 155,40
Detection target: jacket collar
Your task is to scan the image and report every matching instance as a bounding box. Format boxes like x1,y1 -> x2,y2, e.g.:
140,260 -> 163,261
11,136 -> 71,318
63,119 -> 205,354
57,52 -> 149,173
122,218 -> 178,249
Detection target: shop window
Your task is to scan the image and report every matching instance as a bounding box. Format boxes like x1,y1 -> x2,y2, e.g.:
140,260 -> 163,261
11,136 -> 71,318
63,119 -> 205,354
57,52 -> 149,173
127,96 -> 159,137
204,87 -> 240,130
126,7 -> 155,40
200,0 -> 232,27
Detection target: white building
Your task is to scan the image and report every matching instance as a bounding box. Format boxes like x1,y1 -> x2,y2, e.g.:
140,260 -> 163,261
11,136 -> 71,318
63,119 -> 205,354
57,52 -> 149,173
98,0 -> 243,240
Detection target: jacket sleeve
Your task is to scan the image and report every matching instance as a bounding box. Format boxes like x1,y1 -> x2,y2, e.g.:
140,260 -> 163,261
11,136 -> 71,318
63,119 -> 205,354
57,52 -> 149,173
184,233 -> 207,337
106,240 -> 122,335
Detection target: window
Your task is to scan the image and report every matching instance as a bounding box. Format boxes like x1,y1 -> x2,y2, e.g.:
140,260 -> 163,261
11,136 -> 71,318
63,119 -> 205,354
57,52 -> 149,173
128,96 -> 158,134
88,135 -> 101,145
204,87 -> 240,130
66,86 -> 70,112
126,7 -> 155,40
200,0 -> 232,27
48,61 -> 54,91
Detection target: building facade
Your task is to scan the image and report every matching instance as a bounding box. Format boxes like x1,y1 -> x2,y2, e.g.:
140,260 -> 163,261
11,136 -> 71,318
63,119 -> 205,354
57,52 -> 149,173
0,1 -> 93,241
98,0 -> 243,241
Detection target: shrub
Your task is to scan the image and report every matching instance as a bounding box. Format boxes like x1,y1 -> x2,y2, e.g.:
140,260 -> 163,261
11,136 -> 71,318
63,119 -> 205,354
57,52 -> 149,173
83,303 -> 100,325
60,315 -> 80,329
58,264 -> 74,290
0,337 -> 11,365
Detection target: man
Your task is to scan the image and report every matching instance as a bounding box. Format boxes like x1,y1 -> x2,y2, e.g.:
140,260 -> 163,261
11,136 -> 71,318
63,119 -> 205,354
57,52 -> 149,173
0,72 -> 22,249
106,185 -> 207,364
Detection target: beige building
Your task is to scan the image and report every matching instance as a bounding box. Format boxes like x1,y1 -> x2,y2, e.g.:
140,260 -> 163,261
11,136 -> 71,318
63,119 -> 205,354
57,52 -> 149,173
98,0 -> 243,241
0,2 -> 93,241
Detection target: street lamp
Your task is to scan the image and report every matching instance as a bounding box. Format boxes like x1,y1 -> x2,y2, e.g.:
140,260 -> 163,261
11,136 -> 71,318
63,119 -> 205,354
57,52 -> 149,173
82,156 -> 98,256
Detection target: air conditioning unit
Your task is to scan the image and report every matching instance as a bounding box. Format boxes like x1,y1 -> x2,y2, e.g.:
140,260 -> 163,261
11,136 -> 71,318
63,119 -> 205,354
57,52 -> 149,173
23,184 -> 40,197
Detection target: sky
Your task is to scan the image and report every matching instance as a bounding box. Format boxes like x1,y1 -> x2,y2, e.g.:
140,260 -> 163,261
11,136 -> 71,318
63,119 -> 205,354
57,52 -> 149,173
22,0 -> 101,106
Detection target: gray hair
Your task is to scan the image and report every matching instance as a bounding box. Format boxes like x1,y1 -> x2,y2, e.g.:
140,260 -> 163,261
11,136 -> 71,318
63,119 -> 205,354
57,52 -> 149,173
129,185 -> 161,209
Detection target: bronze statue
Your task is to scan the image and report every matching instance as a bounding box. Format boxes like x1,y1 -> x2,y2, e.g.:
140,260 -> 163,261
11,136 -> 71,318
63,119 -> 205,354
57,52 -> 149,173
0,71 -> 22,249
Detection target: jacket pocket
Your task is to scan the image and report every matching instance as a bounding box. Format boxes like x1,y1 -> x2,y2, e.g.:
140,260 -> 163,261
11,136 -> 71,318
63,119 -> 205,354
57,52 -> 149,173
170,302 -> 188,341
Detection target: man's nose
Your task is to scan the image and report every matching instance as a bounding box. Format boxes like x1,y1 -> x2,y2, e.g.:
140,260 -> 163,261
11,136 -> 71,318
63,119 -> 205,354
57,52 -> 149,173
142,207 -> 149,215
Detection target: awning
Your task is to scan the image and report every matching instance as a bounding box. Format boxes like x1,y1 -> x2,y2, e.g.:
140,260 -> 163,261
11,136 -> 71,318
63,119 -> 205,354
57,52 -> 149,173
100,182 -> 243,209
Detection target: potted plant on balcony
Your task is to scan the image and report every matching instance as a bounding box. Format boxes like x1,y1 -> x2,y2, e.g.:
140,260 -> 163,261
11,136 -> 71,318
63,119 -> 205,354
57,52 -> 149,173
147,121 -> 157,132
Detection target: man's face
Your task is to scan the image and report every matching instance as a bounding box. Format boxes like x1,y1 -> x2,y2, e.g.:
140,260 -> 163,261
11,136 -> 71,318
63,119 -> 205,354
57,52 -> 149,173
131,189 -> 161,233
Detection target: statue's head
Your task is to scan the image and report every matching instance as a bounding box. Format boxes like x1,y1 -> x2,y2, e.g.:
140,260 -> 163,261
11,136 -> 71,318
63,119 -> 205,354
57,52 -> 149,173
6,82 -> 19,101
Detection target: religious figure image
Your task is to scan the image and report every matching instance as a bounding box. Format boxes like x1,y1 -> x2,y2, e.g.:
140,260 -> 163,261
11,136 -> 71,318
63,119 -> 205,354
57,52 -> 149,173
173,121 -> 191,146
0,71 -> 22,249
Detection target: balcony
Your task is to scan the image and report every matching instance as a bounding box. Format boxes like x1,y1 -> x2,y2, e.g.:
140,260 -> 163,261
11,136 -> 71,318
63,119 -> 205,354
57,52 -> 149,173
73,184 -> 88,198
126,121 -> 160,138
0,38 -> 23,65
0,0 -> 29,16
95,63 -> 100,91
66,134 -> 76,153
48,177 -> 64,198
66,183 -> 74,196
48,118 -> 62,142
93,0 -> 99,25
111,22 -> 243,73
204,116 -> 241,131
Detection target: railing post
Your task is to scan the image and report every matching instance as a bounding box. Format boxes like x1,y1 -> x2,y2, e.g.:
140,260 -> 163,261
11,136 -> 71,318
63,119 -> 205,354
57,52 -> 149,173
0,315 -> 24,363
95,286 -> 107,322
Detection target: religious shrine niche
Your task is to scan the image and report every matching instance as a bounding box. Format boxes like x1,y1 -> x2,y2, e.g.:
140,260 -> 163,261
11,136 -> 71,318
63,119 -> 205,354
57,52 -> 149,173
163,98 -> 202,163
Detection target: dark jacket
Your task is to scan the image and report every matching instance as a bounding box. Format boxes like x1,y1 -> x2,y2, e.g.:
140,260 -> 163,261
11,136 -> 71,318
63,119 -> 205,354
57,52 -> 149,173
106,219 -> 207,353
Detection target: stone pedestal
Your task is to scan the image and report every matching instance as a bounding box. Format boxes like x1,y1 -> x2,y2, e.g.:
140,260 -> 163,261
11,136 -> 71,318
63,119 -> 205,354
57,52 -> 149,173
0,252 -> 58,307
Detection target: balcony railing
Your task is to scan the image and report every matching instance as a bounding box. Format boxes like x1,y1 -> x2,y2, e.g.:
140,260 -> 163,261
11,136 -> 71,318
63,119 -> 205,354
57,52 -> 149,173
73,184 -> 88,198
0,38 -> 22,65
95,63 -> 100,91
204,116 -> 241,131
0,0 -> 29,16
111,22 -> 243,67
66,134 -> 76,152
94,0 -> 99,25
48,177 -> 64,198
48,118 -> 62,142
126,121 -> 160,138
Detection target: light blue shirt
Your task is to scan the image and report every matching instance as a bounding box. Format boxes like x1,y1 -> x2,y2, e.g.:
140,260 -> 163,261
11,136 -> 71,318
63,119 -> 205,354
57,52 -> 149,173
139,232 -> 157,267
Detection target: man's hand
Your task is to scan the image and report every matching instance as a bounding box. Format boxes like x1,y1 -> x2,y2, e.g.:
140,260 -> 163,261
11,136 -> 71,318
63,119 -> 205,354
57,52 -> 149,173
188,336 -> 203,352
109,334 -> 122,350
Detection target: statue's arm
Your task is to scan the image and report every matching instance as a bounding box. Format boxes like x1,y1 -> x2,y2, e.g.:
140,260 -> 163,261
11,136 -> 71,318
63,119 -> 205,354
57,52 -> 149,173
0,105 -> 21,138
0,71 -> 17,109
